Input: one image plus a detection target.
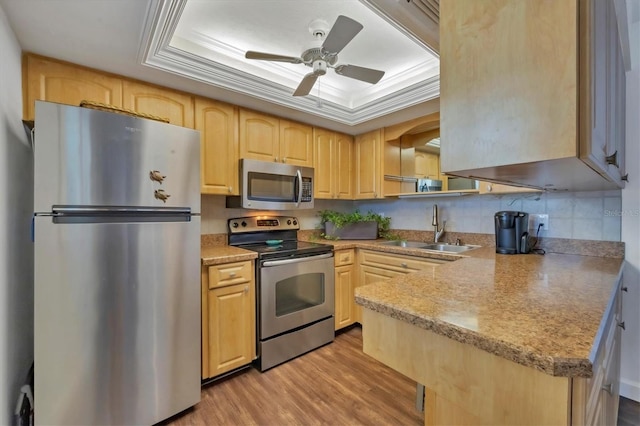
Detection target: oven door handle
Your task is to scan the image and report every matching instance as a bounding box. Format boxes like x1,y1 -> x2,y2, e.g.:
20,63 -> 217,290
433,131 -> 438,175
295,169 -> 302,207
262,252 -> 333,267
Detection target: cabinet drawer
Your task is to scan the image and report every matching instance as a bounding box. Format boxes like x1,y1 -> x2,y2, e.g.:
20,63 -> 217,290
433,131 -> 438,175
359,249 -> 445,273
334,249 -> 355,267
207,261 -> 253,289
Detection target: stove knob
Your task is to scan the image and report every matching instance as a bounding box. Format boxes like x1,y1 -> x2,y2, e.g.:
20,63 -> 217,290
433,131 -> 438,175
292,220 -> 298,226
232,222 -> 239,228
287,219 -> 292,225
241,221 -> 247,227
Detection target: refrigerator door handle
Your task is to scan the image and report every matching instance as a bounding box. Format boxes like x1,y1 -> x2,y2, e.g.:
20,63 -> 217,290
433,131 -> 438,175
52,206 -> 191,215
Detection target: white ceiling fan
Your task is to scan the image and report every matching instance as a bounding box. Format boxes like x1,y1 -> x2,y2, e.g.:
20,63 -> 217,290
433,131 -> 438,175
244,15 -> 385,97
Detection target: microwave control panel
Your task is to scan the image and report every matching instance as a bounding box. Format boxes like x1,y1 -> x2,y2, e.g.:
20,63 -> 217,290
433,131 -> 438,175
301,177 -> 312,202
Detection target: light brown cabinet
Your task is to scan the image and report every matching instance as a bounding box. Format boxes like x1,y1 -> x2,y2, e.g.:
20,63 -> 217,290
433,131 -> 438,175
414,151 -> 440,180
440,0 -> 627,191
356,249 -> 445,322
24,54 -> 123,120
354,129 -> 383,199
195,98 -> 239,195
313,128 -> 354,199
122,80 -> 194,128
201,261 -> 256,380
239,109 -> 313,167
334,249 -> 357,330
572,276 -> 624,426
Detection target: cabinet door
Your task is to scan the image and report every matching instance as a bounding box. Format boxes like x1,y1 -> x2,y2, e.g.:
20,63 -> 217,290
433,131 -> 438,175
335,132 -> 354,199
280,119 -> 313,167
440,0 -> 578,172
24,55 -> 122,120
355,129 -> 382,199
239,109 -> 280,162
195,98 -> 239,195
356,265 -> 406,322
335,264 -> 356,330
122,80 -> 194,127
207,282 -> 255,378
313,128 -> 334,199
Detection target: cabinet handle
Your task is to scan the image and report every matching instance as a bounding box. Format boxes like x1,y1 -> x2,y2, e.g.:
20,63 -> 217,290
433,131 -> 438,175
282,157 -> 287,163
274,157 -> 278,162
622,286 -> 628,292
618,321 -> 625,330
605,151 -> 618,167
622,174 -> 629,182
401,262 -> 408,268
374,192 -> 377,198
602,383 -> 613,395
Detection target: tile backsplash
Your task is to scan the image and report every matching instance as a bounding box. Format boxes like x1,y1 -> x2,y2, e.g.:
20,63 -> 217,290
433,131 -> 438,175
201,190 -> 622,242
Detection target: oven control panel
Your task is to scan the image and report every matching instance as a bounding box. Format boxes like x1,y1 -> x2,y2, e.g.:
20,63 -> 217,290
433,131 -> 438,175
228,216 -> 299,233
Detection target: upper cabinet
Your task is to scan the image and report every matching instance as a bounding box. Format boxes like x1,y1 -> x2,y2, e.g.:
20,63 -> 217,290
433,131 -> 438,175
440,0 -> 627,191
239,109 -> 313,167
195,98 -> 239,195
355,129 -> 383,199
122,81 -> 194,128
24,54 -> 123,120
313,128 -> 353,199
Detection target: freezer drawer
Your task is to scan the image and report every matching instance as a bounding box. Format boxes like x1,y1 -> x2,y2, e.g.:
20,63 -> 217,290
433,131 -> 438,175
34,216 -> 201,425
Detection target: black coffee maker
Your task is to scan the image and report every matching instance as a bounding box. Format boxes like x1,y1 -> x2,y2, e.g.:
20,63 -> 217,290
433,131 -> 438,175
494,211 -> 530,254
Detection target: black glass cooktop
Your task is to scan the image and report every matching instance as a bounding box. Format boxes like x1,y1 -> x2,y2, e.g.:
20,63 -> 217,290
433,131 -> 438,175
239,240 -> 333,260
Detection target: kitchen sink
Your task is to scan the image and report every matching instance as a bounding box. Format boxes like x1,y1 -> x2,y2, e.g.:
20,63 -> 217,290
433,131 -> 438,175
380,240 -> 480,253
379,240 -> 433,248
420,243 -> 480,253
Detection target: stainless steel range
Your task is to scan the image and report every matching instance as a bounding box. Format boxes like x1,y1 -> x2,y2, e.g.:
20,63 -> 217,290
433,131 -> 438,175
228,216 -> 335,371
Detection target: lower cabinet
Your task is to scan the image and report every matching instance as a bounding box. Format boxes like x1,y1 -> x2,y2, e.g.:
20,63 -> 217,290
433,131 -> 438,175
355,249 -> 446,323
334,249 -> 357,330
571,275 -> 624,425
201,260 -> 256,380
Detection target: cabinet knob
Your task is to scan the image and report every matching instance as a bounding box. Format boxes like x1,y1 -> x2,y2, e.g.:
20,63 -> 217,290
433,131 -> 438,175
274,157 -> 278,162
622,174 -> 629,182
605,151 -> 618,167
618,321 -> 625,330
487,184 -> 493,192
282,157 -> 287,163
601,383 -> 613,395
622,286 -> 628,292
228,186 -> 233,193
244,286 -> 249,293
229,272 -> 236,277
401,263 -> 408,268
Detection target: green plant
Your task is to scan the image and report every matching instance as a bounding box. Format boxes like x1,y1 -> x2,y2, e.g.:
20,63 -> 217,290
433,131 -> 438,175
317,210 -> 395,239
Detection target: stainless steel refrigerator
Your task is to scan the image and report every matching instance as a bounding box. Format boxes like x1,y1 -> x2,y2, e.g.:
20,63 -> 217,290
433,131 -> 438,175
32,101 -> 201,425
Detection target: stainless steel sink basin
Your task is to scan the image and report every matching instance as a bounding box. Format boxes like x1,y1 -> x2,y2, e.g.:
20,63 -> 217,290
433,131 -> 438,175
379,240 -> 432,248
380,240 -> 480,253
420,243 -> 480,253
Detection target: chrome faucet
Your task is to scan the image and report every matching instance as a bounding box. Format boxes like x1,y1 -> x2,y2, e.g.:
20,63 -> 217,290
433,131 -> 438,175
432,204 -> 446,243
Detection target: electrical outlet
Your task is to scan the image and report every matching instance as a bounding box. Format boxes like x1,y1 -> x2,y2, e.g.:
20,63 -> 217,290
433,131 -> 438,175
529,214 -> 549,232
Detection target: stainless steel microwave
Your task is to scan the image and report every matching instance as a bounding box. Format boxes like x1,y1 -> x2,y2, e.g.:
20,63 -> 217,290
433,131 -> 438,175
229,159 -> 314,210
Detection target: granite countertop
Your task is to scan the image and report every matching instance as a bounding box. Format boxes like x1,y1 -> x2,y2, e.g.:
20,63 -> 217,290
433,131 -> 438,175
201,245 -> 257,266
354,245 -> 624,378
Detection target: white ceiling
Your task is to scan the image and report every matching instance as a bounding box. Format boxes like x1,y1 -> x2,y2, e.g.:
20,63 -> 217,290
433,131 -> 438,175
0,0 -> 441,135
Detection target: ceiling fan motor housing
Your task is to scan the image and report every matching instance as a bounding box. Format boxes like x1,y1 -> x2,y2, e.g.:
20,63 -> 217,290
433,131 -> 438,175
313,59 -> 327,75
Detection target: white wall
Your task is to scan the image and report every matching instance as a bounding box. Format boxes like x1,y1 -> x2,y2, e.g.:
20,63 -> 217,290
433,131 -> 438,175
620,65 -> 640,401
0,4 -> 34,424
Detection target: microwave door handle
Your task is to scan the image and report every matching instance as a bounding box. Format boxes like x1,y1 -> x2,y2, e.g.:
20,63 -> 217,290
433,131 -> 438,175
295,169 -> 302,207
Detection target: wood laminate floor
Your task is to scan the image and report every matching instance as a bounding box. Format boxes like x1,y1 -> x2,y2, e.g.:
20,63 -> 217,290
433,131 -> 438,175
164,325 -> 640,426
164,326 -> 422,426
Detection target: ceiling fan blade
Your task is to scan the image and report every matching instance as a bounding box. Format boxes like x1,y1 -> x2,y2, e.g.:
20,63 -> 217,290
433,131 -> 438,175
293,73 -> 319,96
322,15 -> 363,54
334,64 -> 385,84
245,51 -> 303,64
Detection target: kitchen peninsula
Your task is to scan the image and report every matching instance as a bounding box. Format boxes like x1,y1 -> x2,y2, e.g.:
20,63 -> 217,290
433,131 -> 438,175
355,246 -> 624,425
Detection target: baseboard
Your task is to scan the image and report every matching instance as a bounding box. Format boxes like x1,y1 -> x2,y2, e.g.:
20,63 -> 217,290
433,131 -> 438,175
620,378 -> 640,402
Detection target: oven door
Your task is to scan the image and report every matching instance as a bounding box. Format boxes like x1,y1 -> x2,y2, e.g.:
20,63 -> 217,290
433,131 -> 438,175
259,252 -> 334,339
